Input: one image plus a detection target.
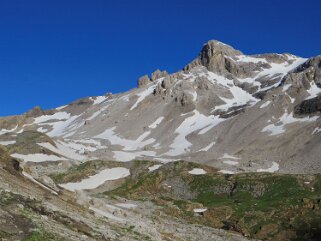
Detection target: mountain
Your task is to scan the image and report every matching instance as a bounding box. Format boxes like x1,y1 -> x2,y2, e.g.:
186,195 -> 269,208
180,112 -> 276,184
1,40 -> 321,173
1,40 -> 321,241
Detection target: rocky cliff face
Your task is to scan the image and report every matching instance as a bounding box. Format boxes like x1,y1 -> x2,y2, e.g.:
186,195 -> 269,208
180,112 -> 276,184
1,40 -> 321,174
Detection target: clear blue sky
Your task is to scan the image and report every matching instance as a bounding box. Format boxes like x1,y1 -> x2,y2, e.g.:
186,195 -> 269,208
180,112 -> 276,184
1,0 -> 320,116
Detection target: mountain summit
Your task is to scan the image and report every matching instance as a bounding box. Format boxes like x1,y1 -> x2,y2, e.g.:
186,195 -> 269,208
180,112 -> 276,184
1,40 -> 321,174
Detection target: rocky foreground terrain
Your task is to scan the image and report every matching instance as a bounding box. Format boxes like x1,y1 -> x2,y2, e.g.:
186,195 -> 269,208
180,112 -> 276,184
1,40 -> 321,240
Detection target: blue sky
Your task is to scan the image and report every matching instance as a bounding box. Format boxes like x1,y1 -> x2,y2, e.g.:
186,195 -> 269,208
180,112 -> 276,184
1,0 -> 320,116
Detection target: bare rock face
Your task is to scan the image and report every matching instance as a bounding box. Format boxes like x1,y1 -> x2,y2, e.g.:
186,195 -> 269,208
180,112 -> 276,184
151,69 -> 169,81
25,106 -> 46,118
294,96 -> 321,115
184,40 -> 242,74
184,40 -> 271,79
138,75 -> 152,88
282,55 -> 321,94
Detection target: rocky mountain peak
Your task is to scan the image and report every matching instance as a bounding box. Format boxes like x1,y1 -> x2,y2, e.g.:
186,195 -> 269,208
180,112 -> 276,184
25,106 -> 45,118
201,40 -> 243,57
137,69 -> 169,88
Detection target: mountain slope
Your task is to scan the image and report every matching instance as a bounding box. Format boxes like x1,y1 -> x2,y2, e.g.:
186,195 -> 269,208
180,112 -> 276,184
1,40 -> 321,174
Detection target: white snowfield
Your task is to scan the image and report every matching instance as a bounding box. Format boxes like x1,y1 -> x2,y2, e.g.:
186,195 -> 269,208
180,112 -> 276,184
199,141 -> 216,152
0,126 -> 17,135
0,140 -> 16,146
95,127 -> 155,151
218,170 -> 236,174
59,167 -> 130,191
257,161 -> 279,173
188,168 -> 207,175
260,100 -> 271,109
148,164 -> 162,172
306,82 -> 321,100
235,55 -> 268,64
37,142 -> 86,161
90,96 -> 107,105
262,111 -> 319,136
193,208 -> 207,213
208,72 -> 258,112
149,117 -> 164,129
11,153 -> 66,163
223,160 -> 239,166
130,84 -> 156,110
34,111 -> 81,137
165,110 -> 224,156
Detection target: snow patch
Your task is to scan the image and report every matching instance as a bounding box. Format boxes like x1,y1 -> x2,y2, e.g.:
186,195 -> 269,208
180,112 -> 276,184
193,208 -> 207,213
165,110 -> 224,156
38,141 -> 86,161
218,170 -> 235,174
0,140 -> 16,146
262,112 -> 318,136
260,101 -> 271,109
306,82 -> 321,100
11,153 -> 66,163
60,167 -> 130,191
223,160 -> 239,166
188,168 -> 207,175
149,117 -> 164,129
95,127 -> 155,151
198,142 -> 216,152
148,164 -> 162,172
257,162 -> 279,173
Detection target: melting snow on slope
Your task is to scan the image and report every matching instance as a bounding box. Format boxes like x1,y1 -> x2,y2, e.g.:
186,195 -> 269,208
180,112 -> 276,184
188,168 -> 207,175
306,82 -> 321,100
0,126 -> 18,135
149,117 -> 164,129
220,153 -> 240,160
312,127 -> 321,134
207,72 -> 258,112
257,162 -> 279,173
36,114 -> 81,137
165,110 -> 224,156
113,150 -> 156,162
148,164 -> 162,172
11,153 -> 66,162
258,56 -> 307,92
260,101 -> 271,109
90,96 -> 107,105
198,141 -> 216,152
95,127 -> 155,151
0,140 -> 16,146
235,55 -> 268,64
37,141 -> 86,161
218,170 -> 235,174
59,167 -> 130,191
223,160 -> 239,166
34,112 -> 71,124
130,84 -> 155,110
262,112 -> 318,136
193,208 -> 207,213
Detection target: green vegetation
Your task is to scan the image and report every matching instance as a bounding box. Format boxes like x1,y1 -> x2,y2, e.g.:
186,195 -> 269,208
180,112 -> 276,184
104,161 -> 321,241
24,230 -> 62,241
